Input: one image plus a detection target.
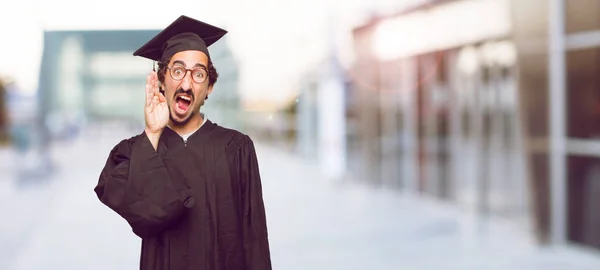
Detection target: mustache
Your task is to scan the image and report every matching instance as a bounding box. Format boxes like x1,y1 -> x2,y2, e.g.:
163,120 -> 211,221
173,89 -> 194,99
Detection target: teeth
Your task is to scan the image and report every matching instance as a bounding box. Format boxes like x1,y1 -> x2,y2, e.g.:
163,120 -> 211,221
179,96 -> 191,101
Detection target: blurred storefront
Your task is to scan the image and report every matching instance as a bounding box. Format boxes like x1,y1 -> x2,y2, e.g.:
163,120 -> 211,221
348,0 -> 600,250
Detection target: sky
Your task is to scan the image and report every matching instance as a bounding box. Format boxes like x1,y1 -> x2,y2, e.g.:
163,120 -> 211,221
0,0 -> 421,109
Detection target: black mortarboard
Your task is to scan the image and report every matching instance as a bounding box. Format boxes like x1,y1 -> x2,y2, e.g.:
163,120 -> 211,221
133,15 -> 227,63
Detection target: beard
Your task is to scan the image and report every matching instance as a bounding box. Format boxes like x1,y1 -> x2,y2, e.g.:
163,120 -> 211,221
169,108 -> 195,126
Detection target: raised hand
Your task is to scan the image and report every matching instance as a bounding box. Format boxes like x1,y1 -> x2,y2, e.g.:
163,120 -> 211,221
144,71 -> 169,134
144,71 -> 168,151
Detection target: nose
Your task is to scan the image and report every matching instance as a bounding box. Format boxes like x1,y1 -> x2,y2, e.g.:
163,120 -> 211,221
181,70 -> 193,90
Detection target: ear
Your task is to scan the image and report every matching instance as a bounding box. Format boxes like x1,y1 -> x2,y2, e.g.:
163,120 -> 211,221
207,84 -> 214,96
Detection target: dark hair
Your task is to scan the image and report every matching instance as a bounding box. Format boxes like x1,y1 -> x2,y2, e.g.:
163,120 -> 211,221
157,58 -> 219,86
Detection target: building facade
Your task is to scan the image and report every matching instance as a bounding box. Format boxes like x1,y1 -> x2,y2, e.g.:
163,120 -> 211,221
349,0 -> 600,250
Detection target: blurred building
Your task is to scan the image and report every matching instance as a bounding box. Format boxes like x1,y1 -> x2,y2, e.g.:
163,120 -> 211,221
201,39 -> 242,130
347,0 -> 600,251
350,0 -> 526,225
38,30 -> 240,137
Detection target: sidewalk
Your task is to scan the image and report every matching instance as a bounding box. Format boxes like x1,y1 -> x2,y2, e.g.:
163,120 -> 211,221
257,143 -> 600,270
0,146 -> 63,270
3,132 -> 600,269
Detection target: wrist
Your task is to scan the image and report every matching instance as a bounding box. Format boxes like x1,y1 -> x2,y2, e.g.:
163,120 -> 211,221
144,128 -> 163,138
144,128 -> 163,151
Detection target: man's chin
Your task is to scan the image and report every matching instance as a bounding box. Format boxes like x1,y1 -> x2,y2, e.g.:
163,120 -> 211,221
169,111 -> 193,126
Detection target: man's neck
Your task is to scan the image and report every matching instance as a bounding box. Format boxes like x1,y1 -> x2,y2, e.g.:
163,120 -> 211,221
168,113 -> 205,136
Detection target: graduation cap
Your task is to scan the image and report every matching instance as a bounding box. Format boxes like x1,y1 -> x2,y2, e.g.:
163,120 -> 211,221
133,15 -> 227,63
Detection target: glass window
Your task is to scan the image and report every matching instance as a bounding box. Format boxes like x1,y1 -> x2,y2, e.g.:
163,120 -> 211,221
566,0 -> 600,34
89,52 -> 150,79
567,155 -> 600,249
416,51 -> 452,199
566,47 -> 600,139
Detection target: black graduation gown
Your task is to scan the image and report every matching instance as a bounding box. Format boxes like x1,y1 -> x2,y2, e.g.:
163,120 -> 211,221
94,120 -> 272,270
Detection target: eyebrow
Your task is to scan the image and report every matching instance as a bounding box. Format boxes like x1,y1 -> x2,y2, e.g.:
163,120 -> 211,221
172,60 -> 208,70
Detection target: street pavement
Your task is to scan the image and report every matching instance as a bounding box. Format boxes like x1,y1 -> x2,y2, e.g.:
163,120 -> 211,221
2,126 -> 600,270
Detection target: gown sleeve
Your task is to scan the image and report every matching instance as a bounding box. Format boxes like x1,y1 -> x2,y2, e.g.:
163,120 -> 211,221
94,132 -> 194,238
228,134 -> 272,270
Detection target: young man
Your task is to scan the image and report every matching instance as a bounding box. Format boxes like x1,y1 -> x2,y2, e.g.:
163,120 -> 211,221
94,15 -> 272,270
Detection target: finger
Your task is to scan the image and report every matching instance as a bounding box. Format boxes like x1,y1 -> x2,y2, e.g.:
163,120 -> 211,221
151,71 -> 159,95
145,74 -> 152,107
158,91 -> 166,103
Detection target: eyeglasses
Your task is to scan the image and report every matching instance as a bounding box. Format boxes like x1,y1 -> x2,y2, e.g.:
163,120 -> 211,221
166,65 -> 208,84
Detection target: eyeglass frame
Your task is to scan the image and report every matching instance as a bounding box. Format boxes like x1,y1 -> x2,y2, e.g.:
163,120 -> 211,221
165,65 -> 209,84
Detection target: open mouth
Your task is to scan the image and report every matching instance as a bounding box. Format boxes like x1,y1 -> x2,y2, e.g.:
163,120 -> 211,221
175,95 -> 193,114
